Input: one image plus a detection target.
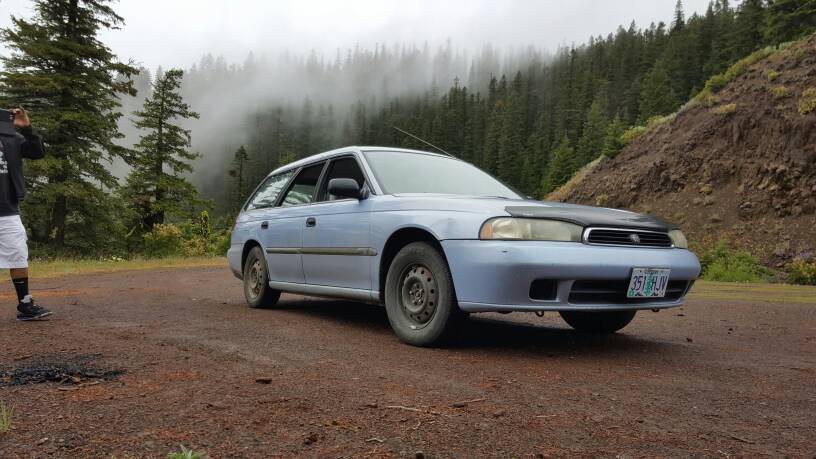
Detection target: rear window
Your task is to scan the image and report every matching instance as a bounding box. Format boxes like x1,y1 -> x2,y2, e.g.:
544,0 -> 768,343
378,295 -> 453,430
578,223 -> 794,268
245,171 -> 294,211
280,162 -> 325,207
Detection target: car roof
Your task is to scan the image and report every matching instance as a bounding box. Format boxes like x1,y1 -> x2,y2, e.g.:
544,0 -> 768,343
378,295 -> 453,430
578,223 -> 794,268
268,146 -> 454,175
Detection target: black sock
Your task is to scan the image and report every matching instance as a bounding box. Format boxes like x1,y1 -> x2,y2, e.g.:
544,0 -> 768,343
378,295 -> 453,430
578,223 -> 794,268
12,277 -> 29,302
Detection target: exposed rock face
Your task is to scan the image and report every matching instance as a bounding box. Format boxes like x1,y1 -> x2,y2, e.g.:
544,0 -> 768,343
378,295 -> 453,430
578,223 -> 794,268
561,34 -> 816,263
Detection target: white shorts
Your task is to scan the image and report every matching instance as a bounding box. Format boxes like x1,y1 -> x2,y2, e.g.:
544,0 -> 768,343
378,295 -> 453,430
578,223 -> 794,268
0,215 -> 28,269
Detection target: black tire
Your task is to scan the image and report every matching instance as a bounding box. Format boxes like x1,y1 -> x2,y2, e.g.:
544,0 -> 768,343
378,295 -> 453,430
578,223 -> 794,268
243,245 -> 281,308
384,242 -> 464,346
559,310 -> 636,333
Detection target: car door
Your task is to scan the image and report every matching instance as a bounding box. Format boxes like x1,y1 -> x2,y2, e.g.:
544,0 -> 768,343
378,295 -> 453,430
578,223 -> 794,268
259,162 -> 326,285
301,155 -> 373,291
241,170 -> 298,281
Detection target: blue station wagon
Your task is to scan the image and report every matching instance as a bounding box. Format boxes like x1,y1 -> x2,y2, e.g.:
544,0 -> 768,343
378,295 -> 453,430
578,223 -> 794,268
228,147 -> 701,346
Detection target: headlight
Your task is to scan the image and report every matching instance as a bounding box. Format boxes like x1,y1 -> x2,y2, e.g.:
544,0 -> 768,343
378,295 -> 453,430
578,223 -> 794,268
669,229 -> 688,248
479,218 -> 582,242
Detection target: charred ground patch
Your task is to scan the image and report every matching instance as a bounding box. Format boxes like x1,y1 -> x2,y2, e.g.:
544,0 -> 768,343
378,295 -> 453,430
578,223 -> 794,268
0,353 -> 123,387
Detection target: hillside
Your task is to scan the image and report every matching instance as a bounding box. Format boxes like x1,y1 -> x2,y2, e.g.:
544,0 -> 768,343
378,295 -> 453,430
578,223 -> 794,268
556,34 -> 816,267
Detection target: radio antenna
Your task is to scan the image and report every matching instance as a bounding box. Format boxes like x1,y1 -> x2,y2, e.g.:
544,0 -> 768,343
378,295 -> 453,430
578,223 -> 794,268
393,126 -> 456,158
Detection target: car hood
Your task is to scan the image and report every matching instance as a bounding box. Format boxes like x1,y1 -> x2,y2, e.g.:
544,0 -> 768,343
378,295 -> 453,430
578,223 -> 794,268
388,194 -> 677,231
503,204 -> 677,231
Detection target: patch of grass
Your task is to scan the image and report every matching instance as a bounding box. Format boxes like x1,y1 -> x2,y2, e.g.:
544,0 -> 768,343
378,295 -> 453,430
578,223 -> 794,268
785,46 -> 808,65
769,85 -> 790,98
0,256 -> 225,279
619,113 -> 676,146
798,87 -> 816,115
787,258 -> 816,285
0,401 -> 12,434
700,240 -> 772,282
766,69 -> 781,81
168,445 -> 207,459
713,103 -> 737,115
690,280 -> 816,305
545,155 -> 607,201
621,125 -> 648,145
689,45 -> 786,109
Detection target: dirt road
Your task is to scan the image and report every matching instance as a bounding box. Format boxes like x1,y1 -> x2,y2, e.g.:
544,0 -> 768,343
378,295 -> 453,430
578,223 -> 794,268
0,266 -> 814,458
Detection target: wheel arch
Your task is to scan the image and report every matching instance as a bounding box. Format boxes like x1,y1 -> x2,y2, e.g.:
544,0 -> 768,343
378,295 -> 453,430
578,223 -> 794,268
378,227 -> 450,304
242,239 -> 263,271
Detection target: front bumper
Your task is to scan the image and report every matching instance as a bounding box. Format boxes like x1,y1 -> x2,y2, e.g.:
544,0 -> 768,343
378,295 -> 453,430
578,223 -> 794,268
441,240 -> 701,313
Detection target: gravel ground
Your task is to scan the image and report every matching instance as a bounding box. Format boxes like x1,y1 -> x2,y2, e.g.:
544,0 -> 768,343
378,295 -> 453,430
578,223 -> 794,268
0,266 -> 814,458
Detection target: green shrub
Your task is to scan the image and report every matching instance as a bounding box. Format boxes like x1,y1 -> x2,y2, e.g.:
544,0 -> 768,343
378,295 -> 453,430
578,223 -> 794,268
705,74 -> 730,93
713,103 -> 737,115
143,224 -> 184,258
766,69 -> 781,81
0,401 -> 11,434
213,229 -> 232,256
798,88 -> 816,115
692,46 -> 781,108
167,445 -> 206,459
620,125 -> 648,145
787,258 -> 816,285
700,240 -> 772,282
769,85 -> 790,98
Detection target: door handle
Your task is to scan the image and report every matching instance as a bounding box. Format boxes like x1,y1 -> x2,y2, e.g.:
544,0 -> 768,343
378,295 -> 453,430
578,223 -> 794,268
306,217 -> 316,227
260,221 -> 269,229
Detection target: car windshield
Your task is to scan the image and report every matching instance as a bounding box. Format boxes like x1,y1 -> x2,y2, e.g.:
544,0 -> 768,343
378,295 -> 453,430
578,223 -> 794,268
364,151 -> 521,199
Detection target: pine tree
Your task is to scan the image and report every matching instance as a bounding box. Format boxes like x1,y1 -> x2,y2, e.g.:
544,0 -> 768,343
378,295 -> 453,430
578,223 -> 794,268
0,0 -> 137,249
576,89 -> 609,166
764,0 -> 816,44
728,0 -> 767,59
228,145 -> 250,211
638,59 -> 679,121
704,0 -> 737,74
601,115 -> 627,157
672,0 -> 686,32
497,73 -> 525,186
541,136 -> 576,194
121,69 -> 202,232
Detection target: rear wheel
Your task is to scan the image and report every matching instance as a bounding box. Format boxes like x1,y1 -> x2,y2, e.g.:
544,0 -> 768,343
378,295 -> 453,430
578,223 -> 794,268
384,242 -> 463,346
243,245 -> 281,308
559,310 -> 636,333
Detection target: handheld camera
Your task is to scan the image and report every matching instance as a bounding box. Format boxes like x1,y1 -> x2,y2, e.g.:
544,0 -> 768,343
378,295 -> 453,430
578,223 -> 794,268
0,109 -> 15,136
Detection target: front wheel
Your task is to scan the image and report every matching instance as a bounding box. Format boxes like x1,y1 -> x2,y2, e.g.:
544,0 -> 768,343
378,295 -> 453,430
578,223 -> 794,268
384,242 -> 464,347
243,246 -> 281,308
559,310 -> 636,333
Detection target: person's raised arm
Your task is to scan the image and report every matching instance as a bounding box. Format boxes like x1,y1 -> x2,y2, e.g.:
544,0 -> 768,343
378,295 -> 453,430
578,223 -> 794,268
13,107 -> 44,160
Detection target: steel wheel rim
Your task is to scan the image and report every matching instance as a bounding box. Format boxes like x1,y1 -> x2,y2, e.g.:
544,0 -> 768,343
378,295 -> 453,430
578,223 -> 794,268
247,258 -> 264,300
399,263 -> 438,326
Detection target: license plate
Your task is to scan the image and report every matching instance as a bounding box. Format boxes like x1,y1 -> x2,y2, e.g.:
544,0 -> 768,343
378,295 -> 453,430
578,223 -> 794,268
627,268 -> 671,298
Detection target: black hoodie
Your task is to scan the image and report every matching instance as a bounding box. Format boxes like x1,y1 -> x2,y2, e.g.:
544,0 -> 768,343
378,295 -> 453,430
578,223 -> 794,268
0,126 -> 45,215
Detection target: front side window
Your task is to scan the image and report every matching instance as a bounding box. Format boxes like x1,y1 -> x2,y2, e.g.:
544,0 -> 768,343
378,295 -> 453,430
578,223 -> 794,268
280,162 -> 325,207
245,170 -> 295,211
318,157 -> 366,201
364,151 -> 521,199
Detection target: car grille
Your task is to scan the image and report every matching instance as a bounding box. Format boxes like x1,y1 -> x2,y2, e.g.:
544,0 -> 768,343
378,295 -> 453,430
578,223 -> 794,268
584,228 -> 673,248
568,279 -> 691,304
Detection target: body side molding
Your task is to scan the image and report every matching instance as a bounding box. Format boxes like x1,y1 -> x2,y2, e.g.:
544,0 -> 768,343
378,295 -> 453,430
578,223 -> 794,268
268,280 -> 379,302
266,247 -> 378,256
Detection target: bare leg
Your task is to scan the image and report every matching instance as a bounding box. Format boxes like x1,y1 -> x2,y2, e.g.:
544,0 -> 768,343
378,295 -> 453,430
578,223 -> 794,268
10,267 -> 28,280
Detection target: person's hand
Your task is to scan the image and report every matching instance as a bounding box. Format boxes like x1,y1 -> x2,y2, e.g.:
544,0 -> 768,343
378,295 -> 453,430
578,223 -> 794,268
12,107 -> 30,129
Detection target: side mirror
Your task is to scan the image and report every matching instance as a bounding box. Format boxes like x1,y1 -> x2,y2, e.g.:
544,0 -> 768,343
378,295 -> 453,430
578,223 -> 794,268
327,178 -> 364,200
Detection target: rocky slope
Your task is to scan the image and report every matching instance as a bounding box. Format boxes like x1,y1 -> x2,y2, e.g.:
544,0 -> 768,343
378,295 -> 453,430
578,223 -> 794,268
558,34 -> 816,267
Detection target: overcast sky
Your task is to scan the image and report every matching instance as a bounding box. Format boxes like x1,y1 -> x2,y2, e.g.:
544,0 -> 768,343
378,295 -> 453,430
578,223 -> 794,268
1,0 -> 713,69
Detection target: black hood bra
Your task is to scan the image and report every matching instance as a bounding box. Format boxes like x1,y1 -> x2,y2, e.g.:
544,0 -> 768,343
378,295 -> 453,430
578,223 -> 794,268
505,205 -> 678,232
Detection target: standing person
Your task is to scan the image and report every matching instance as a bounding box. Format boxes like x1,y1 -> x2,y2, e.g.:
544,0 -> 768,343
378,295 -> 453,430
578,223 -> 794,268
0,107 -> 51,321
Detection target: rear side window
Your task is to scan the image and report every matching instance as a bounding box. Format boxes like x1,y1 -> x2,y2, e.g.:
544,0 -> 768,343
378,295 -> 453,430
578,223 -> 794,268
245,171 -> 294,211
318,157 -> 366,201
280,162 -> 325,207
